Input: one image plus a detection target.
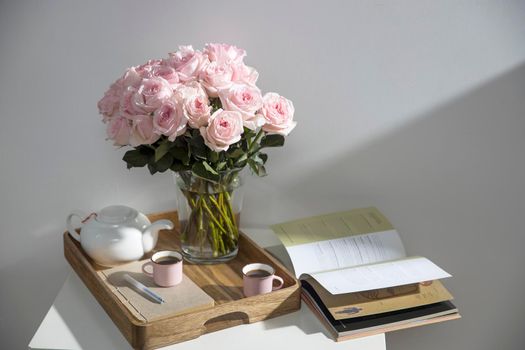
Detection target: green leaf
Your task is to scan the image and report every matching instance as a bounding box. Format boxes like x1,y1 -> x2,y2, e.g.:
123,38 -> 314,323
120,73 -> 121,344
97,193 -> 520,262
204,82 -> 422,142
248,159 -> 267,177
155,153 -> 173,173
123,149 -> 149,168
189,134 -> 207,160
210,98 -> 222,112
192,162 -> 219,182
250,154 -> 264,165
227,148 -> 244,159
259,152 -> 268,164
216,161 -> 227,171
170,146 -> 190,165
234,154 -> 248,167
236,159 -> 248,168
260,134 -> 285,148
208,150 -> 219,164
202,161 -> 218,175
155,141 -> 171,162
147,163 -> 158,175
170,160 -> 188,172
243,127 -> 255,139
240,135 -> 250,152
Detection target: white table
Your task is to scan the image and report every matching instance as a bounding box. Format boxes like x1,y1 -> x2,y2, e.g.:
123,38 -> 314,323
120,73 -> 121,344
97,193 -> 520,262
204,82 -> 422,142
29,228 -> 386,350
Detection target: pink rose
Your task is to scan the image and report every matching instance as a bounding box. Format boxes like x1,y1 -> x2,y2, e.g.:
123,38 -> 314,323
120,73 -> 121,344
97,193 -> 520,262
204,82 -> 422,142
98,80 -> 122,120
175,80 -> 207,100
135,59 -> 163,78
232,63 -> 259,86
200,109 -> 243,152
150,64 -> 180,88
119,86 -> 140,118
176,82 -> 211,128
132,78 -> 173,114
167,46 -> 207,82
260,93 -> 296,136
199,61 -> 234,97
204,43 -> 246,64
129,115 -> 160,146
184,95 -> 211,128
219,84 -> 264,130
106,116 -> 131,146
121,67 -> 142,89
152,99 -> 187,141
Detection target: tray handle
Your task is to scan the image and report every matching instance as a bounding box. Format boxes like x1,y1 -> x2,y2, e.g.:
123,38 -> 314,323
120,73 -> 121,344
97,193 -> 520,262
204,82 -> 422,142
202,311 -> 250,333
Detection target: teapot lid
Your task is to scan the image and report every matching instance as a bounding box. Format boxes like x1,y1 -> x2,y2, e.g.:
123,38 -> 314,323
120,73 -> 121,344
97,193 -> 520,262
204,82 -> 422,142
97,205 -> 137,224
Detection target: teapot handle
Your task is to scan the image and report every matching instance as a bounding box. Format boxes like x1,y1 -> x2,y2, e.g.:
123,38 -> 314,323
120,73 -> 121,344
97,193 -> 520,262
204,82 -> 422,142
66,210 -> 89,242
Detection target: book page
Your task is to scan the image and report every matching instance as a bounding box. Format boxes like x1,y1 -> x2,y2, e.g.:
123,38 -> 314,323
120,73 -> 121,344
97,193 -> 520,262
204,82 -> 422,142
271,207 -> 394,247
286,230 -> 406,278
310,257 -> 452,295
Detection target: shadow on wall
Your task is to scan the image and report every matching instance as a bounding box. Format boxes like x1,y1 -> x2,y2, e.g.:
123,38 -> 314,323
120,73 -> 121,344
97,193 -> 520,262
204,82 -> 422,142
248,63 -> 525,350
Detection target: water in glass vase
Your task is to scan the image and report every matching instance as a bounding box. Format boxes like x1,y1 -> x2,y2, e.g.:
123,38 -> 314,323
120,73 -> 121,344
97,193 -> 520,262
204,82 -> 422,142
174,170 -> 244,264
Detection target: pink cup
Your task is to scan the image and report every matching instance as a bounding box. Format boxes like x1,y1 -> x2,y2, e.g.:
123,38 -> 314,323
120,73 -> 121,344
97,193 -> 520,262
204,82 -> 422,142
142,251 -> 183,287
242,263 -> 284,297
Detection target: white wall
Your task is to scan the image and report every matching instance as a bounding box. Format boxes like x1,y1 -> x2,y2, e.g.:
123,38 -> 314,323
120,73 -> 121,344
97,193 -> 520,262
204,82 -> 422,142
1,1 -> 525,349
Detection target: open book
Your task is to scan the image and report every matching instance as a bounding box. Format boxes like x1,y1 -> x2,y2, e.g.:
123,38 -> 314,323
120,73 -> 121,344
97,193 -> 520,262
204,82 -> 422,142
271,207 -> 451,295
271,207 -> 460,340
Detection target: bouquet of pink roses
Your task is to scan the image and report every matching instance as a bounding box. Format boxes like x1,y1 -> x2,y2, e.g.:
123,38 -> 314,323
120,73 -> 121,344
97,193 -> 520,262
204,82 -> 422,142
98,43 -> 296,179
97,43 -> 296,262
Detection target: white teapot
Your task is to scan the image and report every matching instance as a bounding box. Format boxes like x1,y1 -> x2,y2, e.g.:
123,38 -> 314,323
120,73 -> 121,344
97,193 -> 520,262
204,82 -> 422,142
66,205 -> 174,267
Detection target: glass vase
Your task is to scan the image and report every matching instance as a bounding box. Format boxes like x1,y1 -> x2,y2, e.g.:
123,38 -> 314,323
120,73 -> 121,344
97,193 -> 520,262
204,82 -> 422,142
174,169 -> 244,264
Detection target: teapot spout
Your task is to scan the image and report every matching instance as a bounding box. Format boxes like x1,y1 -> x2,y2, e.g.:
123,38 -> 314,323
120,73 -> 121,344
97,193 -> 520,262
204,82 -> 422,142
142,219 -> 174,253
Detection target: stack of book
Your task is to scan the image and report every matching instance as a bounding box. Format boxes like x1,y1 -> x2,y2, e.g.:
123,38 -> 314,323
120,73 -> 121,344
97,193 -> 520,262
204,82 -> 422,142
271,207 -> 460,341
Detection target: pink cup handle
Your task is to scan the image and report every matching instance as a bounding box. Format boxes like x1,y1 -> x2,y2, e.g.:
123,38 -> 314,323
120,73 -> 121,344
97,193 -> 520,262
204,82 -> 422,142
142,261 -> 154,276
272,275 -> 284,291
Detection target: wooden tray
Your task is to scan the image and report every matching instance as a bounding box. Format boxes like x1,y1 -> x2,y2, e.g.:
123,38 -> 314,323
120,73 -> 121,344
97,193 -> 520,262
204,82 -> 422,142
63,211 -> 301,350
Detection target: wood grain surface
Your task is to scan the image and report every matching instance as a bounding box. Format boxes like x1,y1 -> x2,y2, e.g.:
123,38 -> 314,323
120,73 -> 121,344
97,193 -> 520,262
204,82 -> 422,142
64,211 -> 301,350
